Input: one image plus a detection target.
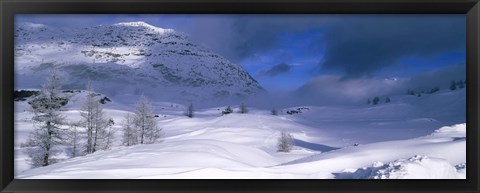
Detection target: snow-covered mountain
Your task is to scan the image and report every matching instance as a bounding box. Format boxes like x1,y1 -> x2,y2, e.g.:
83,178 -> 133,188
14,22 -> 264,103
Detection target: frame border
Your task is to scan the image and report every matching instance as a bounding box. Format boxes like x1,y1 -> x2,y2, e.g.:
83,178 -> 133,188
1,0 -> 479,192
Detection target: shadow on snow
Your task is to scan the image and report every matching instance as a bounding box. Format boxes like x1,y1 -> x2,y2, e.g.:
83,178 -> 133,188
293,139 -> 340,152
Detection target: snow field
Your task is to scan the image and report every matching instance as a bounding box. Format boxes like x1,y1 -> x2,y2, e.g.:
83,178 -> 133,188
15,91 -> 466,178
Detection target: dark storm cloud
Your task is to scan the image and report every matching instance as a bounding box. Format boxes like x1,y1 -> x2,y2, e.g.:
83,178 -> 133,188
318,15 -> 466,78
184,15 -> 465,77
183,15 -> 329,63
261,63 -> 292,77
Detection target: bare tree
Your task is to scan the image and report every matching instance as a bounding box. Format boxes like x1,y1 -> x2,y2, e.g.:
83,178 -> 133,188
81,81 -> 114,154
239,103 -> 248,114
185,103 -> 194,118
277,130 -> 294,152
65,121 -> 82,158
23,66 -> 67,167
81,81 -> 96,154
121,112 -> 137,146
134,95 -> 162,144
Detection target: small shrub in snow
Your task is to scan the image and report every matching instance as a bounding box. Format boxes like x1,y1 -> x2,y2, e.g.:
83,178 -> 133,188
385,97 -> 391,103
372,97 -> 380,105
277,130 -> 294,152
185,103 -> 194,118
271,108 -> 278,115
239,103 -> 248,114
450,80 -> 457,90
222,106 -> 233,115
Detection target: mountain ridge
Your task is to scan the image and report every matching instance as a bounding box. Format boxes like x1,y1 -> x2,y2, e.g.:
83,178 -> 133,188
15,21 -> 264,103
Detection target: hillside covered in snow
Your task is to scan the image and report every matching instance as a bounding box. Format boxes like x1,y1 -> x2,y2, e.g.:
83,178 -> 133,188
14,86 -> 466,179
15,22 -> 263,104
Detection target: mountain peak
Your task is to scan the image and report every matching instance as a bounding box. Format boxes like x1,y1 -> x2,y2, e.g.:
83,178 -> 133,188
15,21 -> 264,103
112,21 -> 174,33
113,21 -> 153,27
17,22 -> 48,29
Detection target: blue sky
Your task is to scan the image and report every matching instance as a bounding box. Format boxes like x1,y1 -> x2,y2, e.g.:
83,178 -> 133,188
17,14 -> 466,92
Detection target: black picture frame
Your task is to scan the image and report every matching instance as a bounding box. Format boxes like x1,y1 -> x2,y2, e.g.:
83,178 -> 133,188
1,0 -> 479,192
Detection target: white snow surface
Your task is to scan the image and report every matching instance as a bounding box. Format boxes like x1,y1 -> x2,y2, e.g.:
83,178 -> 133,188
14,89 -> 466,179
335,155 -> 465,179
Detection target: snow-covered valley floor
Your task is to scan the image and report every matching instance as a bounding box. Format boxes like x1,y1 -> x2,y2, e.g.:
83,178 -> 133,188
14,89 -> 466,179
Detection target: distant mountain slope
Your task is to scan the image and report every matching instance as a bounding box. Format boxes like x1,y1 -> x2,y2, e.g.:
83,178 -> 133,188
14,22 -> 264,103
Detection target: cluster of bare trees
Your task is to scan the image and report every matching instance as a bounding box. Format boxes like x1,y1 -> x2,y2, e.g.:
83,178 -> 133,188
121,95 -> 163,146
81,81 -> 116,155
22,67 -> 162,168
22,67 -> 116,167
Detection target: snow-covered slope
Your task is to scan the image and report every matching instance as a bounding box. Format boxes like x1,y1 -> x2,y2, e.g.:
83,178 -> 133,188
14,88 -> 466,179
279,123 -> 465,176
14,22 -> 263,103
283,88 -> 466,144
16,116 -> 466,179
